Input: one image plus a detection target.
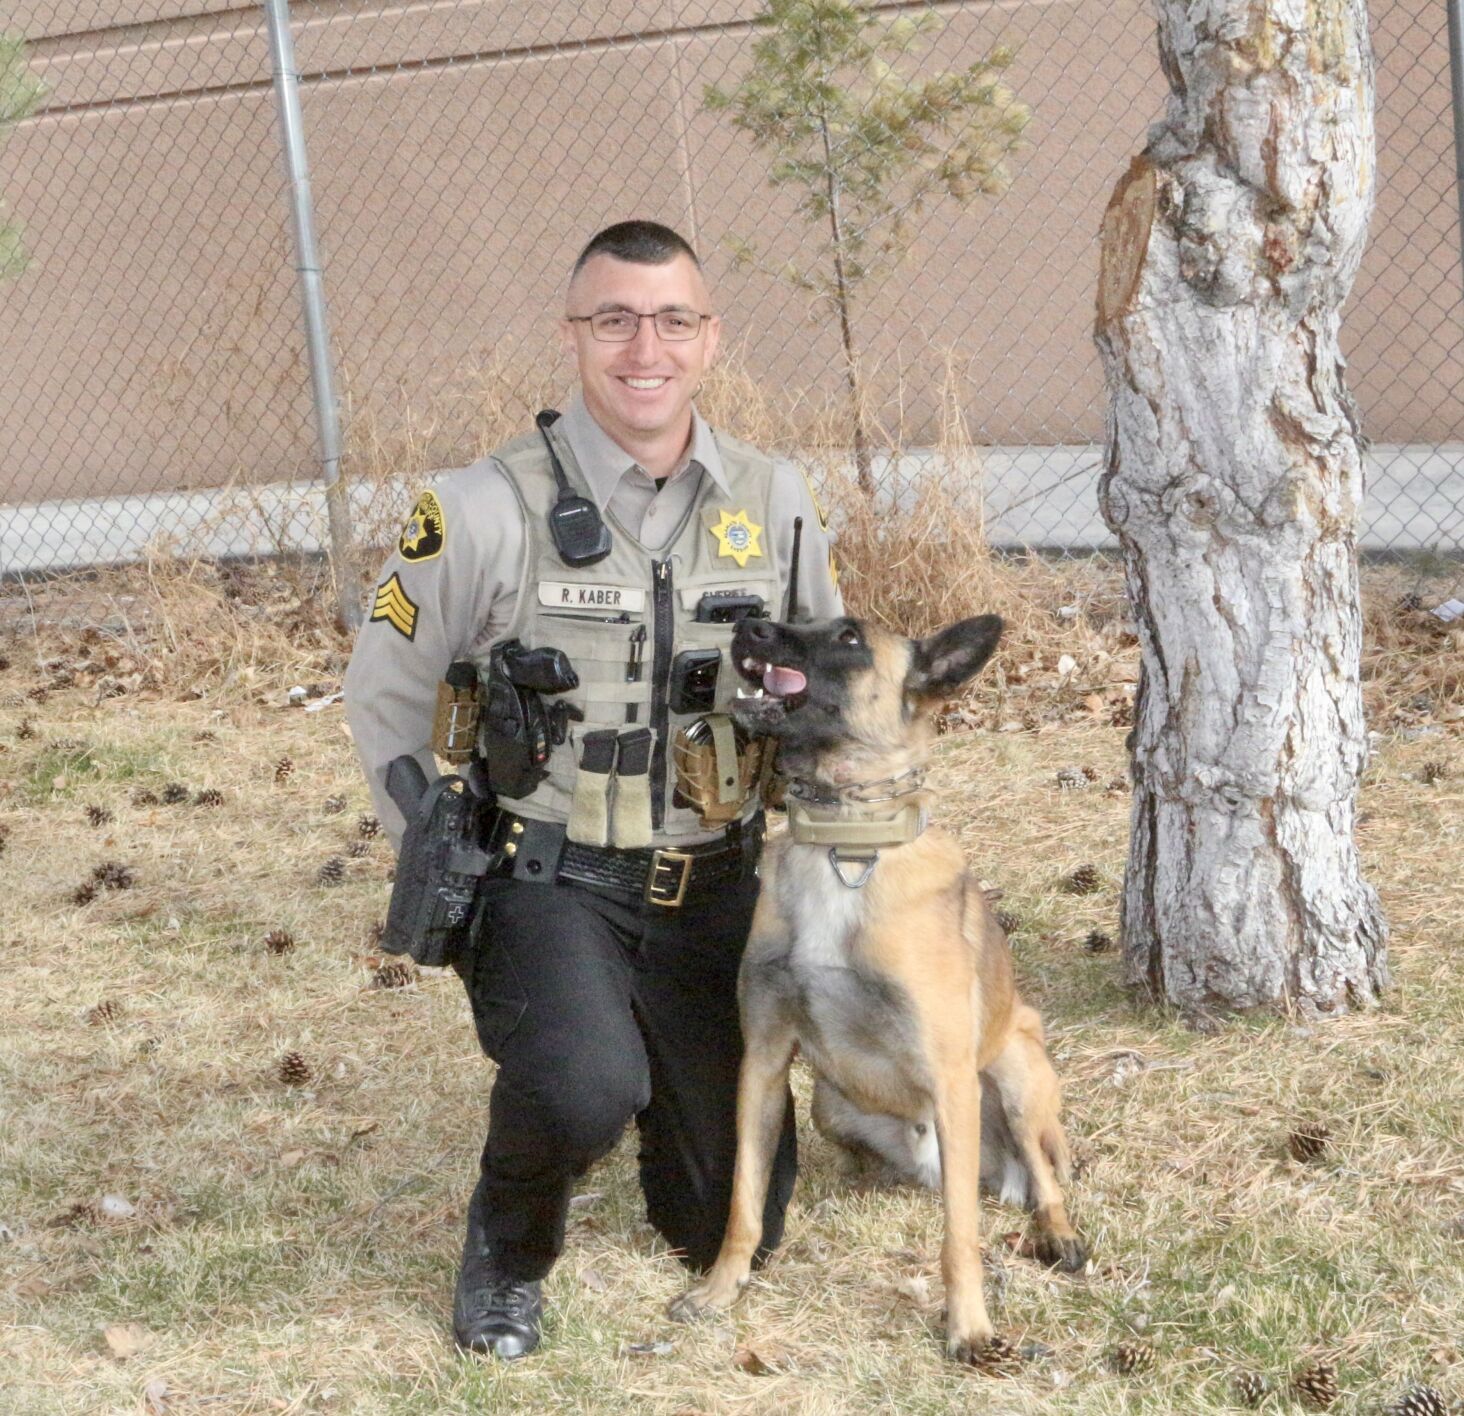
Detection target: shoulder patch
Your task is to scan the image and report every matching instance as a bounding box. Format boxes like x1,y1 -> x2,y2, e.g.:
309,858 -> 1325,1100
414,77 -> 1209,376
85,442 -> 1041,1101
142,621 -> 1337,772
797,465 -> 829,532
370,573 -> 418,640
398,490 -> 445,562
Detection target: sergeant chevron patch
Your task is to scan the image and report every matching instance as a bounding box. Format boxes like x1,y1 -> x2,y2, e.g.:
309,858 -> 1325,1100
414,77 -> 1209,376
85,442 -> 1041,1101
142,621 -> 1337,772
370,573 -> 418,640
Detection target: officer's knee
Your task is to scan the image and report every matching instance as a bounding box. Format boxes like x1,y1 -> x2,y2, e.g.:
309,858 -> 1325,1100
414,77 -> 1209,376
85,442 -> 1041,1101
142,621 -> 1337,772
535,1070 -> 646,1167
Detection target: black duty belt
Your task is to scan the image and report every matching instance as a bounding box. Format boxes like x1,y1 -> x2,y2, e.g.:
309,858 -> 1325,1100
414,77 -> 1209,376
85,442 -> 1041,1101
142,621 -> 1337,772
491,810 -> 764,908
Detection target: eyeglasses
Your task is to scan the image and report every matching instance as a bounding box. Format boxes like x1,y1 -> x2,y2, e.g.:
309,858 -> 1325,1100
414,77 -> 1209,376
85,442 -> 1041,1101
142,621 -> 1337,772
567,308 -> 712,342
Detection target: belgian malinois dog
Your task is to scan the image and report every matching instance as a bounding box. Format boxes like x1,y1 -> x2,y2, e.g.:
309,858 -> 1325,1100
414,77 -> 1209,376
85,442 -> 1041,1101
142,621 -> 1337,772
667,614 -> 1086,1363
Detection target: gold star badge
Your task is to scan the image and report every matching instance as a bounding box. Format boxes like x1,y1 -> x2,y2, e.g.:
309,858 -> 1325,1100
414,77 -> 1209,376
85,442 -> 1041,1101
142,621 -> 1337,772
370,573 -> 418,640
709,509 -> 764,569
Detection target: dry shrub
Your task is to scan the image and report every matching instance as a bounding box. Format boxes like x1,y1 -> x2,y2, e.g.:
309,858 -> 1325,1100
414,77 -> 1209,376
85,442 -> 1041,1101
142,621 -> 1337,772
1361,587 -> 1464,723
340,346 -> 570,550
137,556 -> 348,699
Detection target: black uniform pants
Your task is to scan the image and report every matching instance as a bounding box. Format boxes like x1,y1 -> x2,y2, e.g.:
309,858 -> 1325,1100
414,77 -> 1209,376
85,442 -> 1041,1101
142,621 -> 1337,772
454,867 -> 798,1282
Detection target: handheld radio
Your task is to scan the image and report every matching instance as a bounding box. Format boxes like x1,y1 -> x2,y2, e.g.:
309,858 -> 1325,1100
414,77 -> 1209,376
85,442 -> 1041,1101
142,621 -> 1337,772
536,409 -> 612,568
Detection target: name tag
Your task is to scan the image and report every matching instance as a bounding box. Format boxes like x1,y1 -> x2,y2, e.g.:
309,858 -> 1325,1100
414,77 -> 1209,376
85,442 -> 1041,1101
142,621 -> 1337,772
539,582 -> 646,612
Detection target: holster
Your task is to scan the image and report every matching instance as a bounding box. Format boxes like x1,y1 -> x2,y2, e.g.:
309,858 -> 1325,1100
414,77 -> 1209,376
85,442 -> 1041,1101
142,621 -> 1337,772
382,755 -> 501,967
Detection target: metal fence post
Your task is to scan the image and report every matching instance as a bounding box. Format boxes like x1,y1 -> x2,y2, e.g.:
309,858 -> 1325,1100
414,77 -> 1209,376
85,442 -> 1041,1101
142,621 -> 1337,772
1450,0 -> 1464,310
263,0 -> 364,630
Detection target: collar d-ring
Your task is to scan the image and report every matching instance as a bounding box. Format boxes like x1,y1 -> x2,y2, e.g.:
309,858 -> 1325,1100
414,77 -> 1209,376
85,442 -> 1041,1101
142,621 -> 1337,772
828,847 -> 878,889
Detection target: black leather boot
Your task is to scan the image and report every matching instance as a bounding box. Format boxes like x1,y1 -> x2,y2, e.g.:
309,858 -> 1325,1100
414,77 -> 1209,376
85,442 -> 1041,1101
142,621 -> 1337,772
452,1180 -> 543,1360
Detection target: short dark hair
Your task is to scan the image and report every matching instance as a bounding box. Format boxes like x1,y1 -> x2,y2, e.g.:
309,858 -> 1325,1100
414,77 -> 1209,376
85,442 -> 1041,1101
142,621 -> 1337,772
572,220 -> 700,276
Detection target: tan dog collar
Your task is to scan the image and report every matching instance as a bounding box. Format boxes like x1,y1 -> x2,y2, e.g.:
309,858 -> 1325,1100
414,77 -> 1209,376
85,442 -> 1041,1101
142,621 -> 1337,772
785,796 -> 929,850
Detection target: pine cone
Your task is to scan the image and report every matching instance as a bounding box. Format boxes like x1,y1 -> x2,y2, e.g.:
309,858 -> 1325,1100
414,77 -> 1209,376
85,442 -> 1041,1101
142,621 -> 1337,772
347,840 -> 370,859
1292,1360 -> 1340,1409
0,691 -> 22,708
317,856 -> 345,886
1386,1386 -> 1452,1416
372,959 -> 416,990
48,738 -> 85,754
1396,591 -> 1424,613
191,729 -> 218,744
85,804 -> 113,827
322,794 -> 346,814
1056,766 -> 1089,790
49,1200 -> 102,1228
274,756 -> 295,784
1232,1369 -> 1268,1407
1110,1340 -> 1155,1376
1288,1123 -> 1331,1163
16,718 -> 35,740
1083,929 -> 1114,954
1081,764 -> 1100,781
26,685 -> 48,703
263,929 -> 296,956
131,787 -> 159,807
995,909 -> 1021,935
92,861 -> 136,891
192,788 -> 224,807
71,881 -> 99,906
1066,863 -> 1102,895
358,814 -> 381,839
278,1051 -> 311,1086
971,1332 -> 1023,1377
1421,760 -> 1448,785
86,999 -> 121,1026
161,782 -> 190,805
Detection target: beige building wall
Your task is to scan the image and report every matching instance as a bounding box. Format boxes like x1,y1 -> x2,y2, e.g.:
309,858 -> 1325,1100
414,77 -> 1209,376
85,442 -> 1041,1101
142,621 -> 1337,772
3,0 -> 1461,507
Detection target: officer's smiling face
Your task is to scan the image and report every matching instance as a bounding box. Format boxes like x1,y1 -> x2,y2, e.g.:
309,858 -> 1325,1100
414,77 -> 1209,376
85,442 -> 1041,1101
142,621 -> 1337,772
561,253 -> 721,456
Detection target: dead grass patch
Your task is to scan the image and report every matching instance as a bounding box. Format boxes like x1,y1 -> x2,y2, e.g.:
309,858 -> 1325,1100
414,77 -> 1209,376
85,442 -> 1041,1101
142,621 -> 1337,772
1,560 -> 1460,1413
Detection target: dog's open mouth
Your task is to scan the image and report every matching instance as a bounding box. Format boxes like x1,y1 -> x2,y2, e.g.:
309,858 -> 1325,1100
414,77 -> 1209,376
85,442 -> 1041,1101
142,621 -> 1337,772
734,655 -> 808,713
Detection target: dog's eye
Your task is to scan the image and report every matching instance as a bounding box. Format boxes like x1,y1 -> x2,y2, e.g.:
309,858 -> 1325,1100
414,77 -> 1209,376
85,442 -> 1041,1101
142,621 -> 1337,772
838,628 -> 861,646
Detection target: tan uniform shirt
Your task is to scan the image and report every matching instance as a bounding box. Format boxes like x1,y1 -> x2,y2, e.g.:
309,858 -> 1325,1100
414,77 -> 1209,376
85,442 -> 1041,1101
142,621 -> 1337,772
345,396 -> 843,843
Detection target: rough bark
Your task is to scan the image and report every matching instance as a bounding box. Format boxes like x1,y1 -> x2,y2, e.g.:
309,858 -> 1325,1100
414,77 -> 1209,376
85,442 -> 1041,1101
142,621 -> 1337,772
1094,0 -> 1388,1016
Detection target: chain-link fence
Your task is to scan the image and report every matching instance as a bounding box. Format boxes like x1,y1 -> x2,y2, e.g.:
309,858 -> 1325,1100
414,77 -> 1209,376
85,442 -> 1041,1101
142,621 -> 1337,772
3,0 -> 1462,612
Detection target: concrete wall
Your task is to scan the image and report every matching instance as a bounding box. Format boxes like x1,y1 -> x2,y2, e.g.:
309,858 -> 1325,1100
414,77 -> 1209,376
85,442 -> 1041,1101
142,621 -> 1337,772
4,0 -> 1461,508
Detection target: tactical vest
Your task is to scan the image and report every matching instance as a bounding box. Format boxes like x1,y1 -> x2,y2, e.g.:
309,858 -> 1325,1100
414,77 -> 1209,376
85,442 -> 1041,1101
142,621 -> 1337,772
490,424 -> 782,844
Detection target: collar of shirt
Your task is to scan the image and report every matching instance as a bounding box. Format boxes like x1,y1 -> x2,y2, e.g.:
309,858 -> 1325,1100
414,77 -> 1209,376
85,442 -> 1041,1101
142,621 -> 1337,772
557,394 -> 729,511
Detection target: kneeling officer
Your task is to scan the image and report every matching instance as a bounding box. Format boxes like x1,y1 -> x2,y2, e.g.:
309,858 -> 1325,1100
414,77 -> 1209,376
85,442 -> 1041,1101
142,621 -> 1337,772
344,220 -> 840,1359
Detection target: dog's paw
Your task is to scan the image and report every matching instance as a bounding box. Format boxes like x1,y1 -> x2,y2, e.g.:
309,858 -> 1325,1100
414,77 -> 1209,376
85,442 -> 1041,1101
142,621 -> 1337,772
666,1288 -> 711,1323
666,1273 -> 745,1324
1034,1231 -> 1089,1274
948,1330 -> 1020,1374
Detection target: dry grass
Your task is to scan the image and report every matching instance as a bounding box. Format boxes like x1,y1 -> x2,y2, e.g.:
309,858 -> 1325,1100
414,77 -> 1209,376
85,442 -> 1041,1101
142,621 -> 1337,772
1,552 -> 1461,1415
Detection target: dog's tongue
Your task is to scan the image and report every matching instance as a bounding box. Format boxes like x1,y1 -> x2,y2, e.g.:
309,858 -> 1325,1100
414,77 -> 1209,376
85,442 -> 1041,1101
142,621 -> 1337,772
763,665 -> 807,697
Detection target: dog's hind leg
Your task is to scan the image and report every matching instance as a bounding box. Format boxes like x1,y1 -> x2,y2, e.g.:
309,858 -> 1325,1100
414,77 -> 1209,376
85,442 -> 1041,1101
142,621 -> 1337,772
811,1076 -> 941,1188
981,1004 -> 1087,1272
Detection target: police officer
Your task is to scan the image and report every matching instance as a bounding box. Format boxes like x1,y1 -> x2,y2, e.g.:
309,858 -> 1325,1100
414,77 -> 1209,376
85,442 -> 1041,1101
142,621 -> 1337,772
344,220 -> 841,1359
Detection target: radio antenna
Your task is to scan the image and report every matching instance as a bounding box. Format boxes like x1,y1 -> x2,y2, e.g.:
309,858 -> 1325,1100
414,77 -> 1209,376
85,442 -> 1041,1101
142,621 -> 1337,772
783,516 -> 803,622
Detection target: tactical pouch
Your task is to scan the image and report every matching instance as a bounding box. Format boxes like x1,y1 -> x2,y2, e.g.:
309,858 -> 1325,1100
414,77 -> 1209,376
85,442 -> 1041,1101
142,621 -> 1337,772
432,661 -> 480,764
671,715 -> 769,827
382,755 -> 500,967
609,727 -> 654,849
566,729 -> 617,847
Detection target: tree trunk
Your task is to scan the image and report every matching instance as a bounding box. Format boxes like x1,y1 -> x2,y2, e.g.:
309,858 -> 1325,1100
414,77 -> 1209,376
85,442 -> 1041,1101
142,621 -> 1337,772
1094,0 -> 1388,1017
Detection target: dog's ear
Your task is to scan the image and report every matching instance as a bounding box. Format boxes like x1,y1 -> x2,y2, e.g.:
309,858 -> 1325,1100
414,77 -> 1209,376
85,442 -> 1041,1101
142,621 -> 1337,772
906,616 -> 1003,704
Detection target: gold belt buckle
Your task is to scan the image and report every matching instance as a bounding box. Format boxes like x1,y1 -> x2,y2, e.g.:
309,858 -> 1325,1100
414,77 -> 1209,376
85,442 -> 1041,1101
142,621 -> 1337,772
646,849 -> 693,907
